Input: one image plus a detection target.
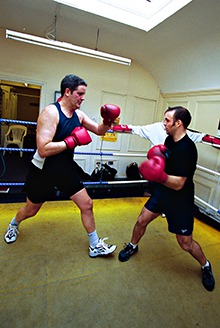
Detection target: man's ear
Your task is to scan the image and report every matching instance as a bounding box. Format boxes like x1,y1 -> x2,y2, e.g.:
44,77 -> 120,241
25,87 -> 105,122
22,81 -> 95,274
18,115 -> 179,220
176,119 -> 182,127
65,88 -> 71,97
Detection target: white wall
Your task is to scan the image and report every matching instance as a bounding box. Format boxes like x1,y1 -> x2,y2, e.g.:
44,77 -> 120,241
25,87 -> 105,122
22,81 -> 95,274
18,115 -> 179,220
0,28 -> 161,177
1,29 -> 220,222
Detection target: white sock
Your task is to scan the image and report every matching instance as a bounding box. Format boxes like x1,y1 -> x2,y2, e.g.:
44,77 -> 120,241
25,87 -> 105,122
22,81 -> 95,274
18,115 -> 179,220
201,260 -> 210,269
130,242 -> 137,249
88,230 -> 99,248
10,217 -> 19,226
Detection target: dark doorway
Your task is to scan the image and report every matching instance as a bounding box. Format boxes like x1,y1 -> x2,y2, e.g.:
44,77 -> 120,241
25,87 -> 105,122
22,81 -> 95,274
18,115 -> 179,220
0,80 -> 41,198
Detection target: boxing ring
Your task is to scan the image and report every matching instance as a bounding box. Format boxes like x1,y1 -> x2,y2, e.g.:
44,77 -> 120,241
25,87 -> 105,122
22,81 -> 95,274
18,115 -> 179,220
194,165 -> 220,222
0,118 -> 220,224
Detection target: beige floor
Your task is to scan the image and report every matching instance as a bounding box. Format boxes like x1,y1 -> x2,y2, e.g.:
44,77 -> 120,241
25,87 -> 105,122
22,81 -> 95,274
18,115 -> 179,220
0,197 -> 219,328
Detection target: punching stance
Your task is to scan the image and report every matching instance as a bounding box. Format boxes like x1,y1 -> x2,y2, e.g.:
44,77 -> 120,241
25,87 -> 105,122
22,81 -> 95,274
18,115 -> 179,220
118,106 -> 215,291
4,74 -> 120,258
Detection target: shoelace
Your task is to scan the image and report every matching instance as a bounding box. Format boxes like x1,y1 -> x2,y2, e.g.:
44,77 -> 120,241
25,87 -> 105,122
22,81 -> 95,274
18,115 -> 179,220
97,237 -> 109,247
6,226 -> 19,239
8,225 -> 19,233
123,243 -> 131,249
203,266 -> 212,277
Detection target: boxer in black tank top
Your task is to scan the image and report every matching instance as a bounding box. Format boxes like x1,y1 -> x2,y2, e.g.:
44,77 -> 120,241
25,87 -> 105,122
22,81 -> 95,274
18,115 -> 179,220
4,74 -> 120,258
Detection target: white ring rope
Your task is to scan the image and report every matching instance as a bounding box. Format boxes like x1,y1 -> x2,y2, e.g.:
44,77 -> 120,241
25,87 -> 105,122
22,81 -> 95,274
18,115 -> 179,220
194,196 -> 220,215
194,166 -> 220,217
196,164 -> 220,177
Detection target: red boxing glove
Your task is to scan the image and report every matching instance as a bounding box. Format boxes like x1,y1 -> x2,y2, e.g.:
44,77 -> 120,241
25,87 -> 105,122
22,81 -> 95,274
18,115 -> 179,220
147,144 -> 167,159
112,124 -> 132,133
64,126 -> 92,149
202,135 -> 220,147
139,156 -> 168,184
100,104 -> 120,127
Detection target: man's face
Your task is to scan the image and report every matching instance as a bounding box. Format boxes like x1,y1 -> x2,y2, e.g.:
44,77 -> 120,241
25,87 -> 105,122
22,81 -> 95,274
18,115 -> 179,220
163,110 -> 177,136
67,85 -> 87,110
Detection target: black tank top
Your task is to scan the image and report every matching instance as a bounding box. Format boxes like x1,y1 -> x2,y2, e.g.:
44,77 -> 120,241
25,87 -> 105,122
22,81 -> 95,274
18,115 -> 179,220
53,102 -> 81,141
43,102 -> 81,173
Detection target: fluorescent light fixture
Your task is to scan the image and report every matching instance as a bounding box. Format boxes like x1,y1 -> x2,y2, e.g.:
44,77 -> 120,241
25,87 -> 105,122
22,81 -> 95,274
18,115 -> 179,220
6,29 -> 131,66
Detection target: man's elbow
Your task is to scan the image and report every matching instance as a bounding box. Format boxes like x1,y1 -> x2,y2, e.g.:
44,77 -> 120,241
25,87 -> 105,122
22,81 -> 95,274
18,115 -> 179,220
38,149 -> 46,158
174,178 -> 186,191
174,185 -> 184,191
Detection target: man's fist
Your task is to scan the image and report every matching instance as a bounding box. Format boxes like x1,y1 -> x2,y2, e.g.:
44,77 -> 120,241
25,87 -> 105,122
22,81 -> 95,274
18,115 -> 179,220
147,144 -> 167,159
139,156 -> 168,184
64,126 -> 92,149
100,104 -> 120,127
112,124 -> 132,133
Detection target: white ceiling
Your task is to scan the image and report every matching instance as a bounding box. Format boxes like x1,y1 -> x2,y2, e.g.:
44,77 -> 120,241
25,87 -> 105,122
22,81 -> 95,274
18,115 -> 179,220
52,0 -> 193,32
1,0 -> 220,93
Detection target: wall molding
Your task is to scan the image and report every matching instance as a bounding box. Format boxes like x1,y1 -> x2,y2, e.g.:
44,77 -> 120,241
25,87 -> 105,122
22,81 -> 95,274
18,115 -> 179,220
162,89 -> 220,98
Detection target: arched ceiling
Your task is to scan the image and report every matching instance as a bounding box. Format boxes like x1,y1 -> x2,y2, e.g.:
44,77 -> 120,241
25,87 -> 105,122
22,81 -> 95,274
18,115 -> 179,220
1,0 -> 220,93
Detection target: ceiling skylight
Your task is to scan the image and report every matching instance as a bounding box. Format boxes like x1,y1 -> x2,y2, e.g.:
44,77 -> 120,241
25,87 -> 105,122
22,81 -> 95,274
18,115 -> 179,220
53,0 -> 193,31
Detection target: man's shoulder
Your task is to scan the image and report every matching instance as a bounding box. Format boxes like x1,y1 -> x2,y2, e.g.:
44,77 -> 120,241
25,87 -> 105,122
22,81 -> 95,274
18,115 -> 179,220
44,103 -> 58,112
185,133 -> 196,145
39,103 -> 59,122
183,134 -> 197,154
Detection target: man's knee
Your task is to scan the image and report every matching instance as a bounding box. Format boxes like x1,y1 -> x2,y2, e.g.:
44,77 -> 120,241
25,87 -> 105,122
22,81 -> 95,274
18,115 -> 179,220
176,235 -> 192,252
81,197 -> 93,212
138,207 -> 158,225
19,205 -> 40,219
137,209 -> 153,228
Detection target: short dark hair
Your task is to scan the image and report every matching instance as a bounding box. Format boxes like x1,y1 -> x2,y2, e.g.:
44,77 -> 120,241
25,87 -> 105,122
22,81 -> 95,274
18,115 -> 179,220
60,74 -> 87,96
165,106 -> 191,129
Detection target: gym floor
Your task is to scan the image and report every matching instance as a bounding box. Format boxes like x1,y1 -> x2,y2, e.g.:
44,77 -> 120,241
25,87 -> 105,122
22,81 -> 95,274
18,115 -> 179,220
0,197 -> 219,328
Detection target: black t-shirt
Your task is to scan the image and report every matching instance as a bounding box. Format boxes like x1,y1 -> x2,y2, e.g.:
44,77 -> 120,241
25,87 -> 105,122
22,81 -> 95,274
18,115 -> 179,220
159,134 -> 197,212
165,134 -> 197,186
145,134 -> 198,234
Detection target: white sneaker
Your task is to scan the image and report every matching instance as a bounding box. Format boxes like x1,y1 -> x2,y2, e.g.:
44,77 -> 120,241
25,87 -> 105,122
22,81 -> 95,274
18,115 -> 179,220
4,224 -> 19,244
89,238 -> 117,258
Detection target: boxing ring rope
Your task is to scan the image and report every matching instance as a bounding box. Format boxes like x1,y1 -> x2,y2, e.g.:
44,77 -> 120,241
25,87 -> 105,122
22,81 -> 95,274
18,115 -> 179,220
0,147 -> 35,153
0,147 -> 147,158
196,165 -> 220,177
0,118 -> 37,125
0,180 -> 147,187
194,196 -> 220,215
0,118 -> 148,157
1,117 -> 220,220
0,117 -> 148,190
195,165 -> 220,219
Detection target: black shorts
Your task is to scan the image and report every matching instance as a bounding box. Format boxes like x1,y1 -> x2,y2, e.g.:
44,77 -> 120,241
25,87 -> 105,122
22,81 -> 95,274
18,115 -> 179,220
24,162 -> 85,204
145,187 -> 194,236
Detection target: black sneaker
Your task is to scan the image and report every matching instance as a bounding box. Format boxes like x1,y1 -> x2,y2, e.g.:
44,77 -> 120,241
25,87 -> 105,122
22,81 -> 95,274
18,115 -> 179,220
118,243 -> 138,262
201,261 -> 215,291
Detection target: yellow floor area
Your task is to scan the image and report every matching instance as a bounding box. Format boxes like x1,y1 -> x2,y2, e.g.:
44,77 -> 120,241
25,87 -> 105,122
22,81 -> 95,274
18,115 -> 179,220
0,197 -> 219,328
